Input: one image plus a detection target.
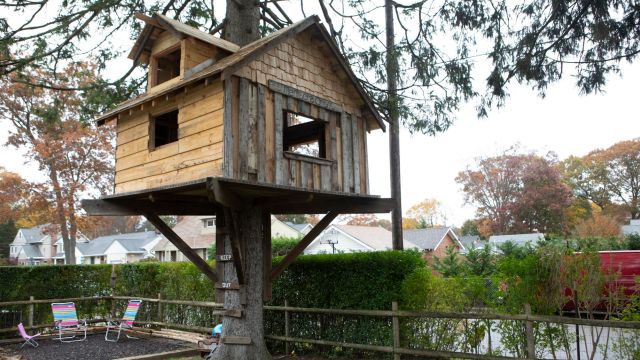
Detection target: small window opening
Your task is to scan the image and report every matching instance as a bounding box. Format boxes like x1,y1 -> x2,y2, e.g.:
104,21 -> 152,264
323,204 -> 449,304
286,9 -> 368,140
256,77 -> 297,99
283,112 -> 326,158
154,48 -> 181,86
152,110 -> 179,148
203,218 -> 215,228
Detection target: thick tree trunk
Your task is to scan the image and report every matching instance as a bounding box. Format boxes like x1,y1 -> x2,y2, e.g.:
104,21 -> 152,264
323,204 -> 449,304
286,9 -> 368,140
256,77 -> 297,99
222,0 -> 261,46
386,0 -> 403,250
213,3 -> 268,358
213,207 -> 271,359
48,167 -> 75,264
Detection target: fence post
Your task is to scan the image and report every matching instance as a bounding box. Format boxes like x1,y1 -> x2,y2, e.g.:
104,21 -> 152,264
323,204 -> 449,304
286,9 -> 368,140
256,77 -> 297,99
157,293 -> 163,323
392,301 -> 400,360
284,299 -> 290,355
524,303 -> 535,359
28,296 -> 34,328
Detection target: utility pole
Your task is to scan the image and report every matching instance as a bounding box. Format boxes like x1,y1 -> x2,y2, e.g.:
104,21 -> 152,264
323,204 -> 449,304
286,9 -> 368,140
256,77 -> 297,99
386,0 -> 403,250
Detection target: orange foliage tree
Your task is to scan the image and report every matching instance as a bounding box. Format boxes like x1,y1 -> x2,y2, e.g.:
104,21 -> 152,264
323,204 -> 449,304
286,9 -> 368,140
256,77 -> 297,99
344,214 -> 392,231
0,62 -> 120,263
573,212 -> 622,239
403,198 -> 447,229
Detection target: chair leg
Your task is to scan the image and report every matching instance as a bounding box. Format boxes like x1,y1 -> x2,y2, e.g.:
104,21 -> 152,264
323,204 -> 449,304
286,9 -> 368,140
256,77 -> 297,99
105,324 -> 119,342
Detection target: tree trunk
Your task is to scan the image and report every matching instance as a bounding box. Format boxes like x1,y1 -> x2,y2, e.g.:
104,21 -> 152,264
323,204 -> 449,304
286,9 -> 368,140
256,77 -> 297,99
386,0 -> 403,250
48,167 -> 75,264
212,207 -> 271,359
223,0 -> 261,46
212,3 -> 268,358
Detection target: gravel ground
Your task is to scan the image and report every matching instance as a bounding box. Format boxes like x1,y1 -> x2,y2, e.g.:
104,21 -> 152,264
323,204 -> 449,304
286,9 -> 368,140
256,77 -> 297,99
1,333 -> 191,360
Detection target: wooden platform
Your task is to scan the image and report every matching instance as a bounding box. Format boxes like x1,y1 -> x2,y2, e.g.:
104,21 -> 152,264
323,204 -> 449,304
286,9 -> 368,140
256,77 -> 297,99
82,177 -> 394,216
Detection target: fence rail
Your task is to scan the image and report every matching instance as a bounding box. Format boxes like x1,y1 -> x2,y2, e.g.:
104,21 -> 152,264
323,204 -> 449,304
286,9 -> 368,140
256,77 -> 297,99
2,296 -> 640,359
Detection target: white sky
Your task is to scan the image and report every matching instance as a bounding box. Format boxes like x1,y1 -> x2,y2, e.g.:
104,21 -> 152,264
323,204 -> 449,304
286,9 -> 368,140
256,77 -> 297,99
1,4 -> 639,227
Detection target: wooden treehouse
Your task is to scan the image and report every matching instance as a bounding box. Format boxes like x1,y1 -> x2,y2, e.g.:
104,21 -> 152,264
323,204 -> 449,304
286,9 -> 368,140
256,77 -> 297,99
83,13 -> 393,356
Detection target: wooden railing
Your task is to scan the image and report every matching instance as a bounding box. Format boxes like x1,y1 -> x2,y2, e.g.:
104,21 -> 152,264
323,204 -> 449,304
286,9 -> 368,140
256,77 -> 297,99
2,296 -> 640,359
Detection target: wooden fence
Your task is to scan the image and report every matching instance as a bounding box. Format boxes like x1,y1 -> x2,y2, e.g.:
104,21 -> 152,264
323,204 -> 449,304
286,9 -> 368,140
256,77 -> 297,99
2,296 -> 640,359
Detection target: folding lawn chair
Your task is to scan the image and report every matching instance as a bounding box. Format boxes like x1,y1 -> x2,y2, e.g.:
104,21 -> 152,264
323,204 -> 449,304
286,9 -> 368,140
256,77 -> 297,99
51,302 -> 88,342
105,299 -> 142,342
17,323 -> 40,348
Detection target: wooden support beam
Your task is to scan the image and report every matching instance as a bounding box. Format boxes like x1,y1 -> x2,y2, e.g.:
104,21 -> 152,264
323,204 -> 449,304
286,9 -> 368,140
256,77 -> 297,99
143,213 -> 217,284
270,211 -> 339,281
207,178 -> 243,209
82,199 -> 219,216
262,211 -> 272,300
225,208 -> 245,284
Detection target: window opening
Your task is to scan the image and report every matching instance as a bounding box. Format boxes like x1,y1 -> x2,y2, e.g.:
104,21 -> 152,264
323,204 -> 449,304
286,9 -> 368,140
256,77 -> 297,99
203,218 -> 215,228
283,112 -> 326,158
153,47 -> 181,86
152,110 -> 179,148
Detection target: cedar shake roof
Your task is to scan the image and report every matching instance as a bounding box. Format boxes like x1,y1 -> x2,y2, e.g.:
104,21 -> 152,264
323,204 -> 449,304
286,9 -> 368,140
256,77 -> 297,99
97,16 -> 385,130
153,216 -> 214,252
128,13 -> 240,61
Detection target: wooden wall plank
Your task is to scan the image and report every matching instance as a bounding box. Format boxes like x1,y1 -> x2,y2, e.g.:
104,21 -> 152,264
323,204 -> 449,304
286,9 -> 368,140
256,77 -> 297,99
257,84 -> 266,182
340,112 -> 352,193
223,78 -> 234,177
265,88 -> 275,183
320,164 -> 331,191
274,93 -> 284,184
238,78 -> 250,180
329,113 -> 339,191
352,116 -> 361,194
362,119 -> 370,194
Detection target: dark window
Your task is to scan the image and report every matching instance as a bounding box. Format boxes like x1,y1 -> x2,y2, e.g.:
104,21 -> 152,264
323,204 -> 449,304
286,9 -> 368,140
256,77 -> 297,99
283,112 -> 326,158
152,110 -> 179,148
153,48 -> 181,86
170,251 -> 177,262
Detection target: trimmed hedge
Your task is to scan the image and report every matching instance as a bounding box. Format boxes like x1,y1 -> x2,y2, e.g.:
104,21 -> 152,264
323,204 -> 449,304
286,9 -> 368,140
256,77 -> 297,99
0,251 -> 425,356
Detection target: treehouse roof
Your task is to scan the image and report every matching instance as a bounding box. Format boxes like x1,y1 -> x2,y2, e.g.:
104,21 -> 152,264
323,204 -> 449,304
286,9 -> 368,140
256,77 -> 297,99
98,16 -> 386,130
128,13 -> 240,61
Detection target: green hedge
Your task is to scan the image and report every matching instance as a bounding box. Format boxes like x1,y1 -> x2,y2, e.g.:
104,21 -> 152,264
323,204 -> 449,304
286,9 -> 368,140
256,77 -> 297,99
0,251 -> 425,356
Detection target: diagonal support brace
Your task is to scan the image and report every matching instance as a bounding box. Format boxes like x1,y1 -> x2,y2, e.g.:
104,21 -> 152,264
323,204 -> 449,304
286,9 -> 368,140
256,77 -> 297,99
270,211 -> 339,282
144,213 -> 217,284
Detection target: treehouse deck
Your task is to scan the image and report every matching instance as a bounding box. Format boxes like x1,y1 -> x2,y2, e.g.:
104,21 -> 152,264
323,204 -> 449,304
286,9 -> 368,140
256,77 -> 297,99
82,177 -> 394,216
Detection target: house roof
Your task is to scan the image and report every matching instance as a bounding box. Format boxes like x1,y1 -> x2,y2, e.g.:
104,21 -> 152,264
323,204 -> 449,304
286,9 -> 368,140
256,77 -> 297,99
488,233 -> 544,246
77,231 -> 158,256
334,225 -> 419,251
20,245 -> 44,259
97,16 -> 385,130
284,222 -> 309,233
20,224 -> 53,244
403,227 -> 459,251
153,216 -> 214,252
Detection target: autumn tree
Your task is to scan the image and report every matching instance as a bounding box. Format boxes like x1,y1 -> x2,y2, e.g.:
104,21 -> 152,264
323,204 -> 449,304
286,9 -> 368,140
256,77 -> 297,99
573,212 -> 622,239
459,219 -> 480,237
0,62 -> 120,264
404,198 -> 447,229
563,139 -> 640,219
0,168 -> 28,257
344,214 -> 392,231
456,149 -> 572,235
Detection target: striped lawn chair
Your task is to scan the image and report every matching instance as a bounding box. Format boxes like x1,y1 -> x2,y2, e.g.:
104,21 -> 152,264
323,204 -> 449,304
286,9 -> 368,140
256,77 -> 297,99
51,302 -> 87,342
105,299 -> 142,342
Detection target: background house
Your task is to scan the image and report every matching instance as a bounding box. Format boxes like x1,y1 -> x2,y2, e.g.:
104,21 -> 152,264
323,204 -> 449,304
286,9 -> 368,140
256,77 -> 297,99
283,221 -> 312,236
488,233 -> 544,250
77,231 -> 161,264
154,217 -> 215,262
305,225 -> 418,254
404,227 -> 465,259
458,235 -> 483,254
9,224 -> 88,265
622,219 -> 640,236
272,218 -> 306,238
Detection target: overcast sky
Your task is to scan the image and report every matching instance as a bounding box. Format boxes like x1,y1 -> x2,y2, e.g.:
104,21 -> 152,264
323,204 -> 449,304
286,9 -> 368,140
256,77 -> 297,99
1,5 -> 639,227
